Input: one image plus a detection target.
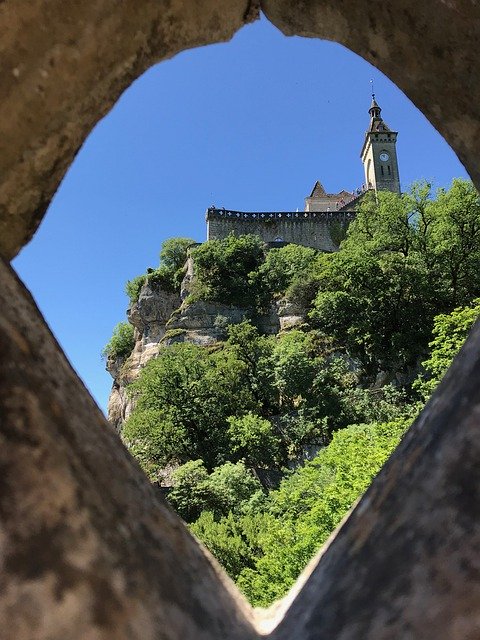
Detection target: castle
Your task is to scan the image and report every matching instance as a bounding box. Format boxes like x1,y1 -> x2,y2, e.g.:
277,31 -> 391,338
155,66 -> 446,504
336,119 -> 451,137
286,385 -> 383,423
206,95 -> 401,251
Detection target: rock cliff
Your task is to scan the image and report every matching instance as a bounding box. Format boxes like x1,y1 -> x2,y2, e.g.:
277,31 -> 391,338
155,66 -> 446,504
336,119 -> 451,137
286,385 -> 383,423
106,259 -> 307,430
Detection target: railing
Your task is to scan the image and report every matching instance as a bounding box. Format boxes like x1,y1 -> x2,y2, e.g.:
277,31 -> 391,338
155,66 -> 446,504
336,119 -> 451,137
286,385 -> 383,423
205,207 -> 357,221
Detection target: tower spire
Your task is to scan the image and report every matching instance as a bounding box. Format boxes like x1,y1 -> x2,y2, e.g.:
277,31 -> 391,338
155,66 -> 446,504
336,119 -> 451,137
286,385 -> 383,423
368,80 -> 381,118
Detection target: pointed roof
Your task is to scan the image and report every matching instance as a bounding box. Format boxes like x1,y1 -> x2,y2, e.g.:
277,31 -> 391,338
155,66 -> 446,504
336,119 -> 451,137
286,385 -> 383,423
369,94 -> 381,117
309,180 -> 327,197
367,94 -> 392,132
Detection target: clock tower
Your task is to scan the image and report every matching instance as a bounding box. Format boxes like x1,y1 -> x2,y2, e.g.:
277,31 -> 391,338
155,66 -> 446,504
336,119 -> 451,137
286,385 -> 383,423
360,95 -> 401,194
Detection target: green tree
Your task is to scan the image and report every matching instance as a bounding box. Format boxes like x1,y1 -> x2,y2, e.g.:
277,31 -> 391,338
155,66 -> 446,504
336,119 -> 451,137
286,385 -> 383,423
414,299 -> 480,400
190,234 -> 266,307
227,413 -> 281,467
102,321 -> 135,360
273,330 -> 317,407
341,188 -> 417,257
123,342 -> 257,473
237,418 -> 409,606
159,237 -> 196,289
205,462 -> 263,516
168,460 -> 262,523
168,460 -> 211,522
226,321 -> 278,413
253,243 -> 318,298
310,250 -> 434,378
190,511 -> 270,581
428,179 -> 480,305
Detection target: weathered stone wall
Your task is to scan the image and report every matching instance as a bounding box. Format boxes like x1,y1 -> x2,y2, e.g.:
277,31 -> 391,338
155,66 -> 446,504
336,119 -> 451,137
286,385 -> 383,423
207,209 -> 353,251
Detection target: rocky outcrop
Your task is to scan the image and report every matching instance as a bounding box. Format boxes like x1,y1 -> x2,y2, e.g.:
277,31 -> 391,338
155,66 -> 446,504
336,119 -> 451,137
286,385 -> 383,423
277,298 -> 306,331
165,300 -> 251,346
106,266 -> 306,429
128,281 -> 182,344
106,282 -> 181,428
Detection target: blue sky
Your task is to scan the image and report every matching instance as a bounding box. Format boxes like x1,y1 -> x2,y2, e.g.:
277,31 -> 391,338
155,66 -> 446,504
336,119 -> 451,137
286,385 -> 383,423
13,17 -> 469,412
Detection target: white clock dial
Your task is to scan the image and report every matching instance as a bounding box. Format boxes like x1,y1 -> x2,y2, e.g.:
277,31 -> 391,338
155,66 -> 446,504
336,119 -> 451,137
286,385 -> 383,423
379,152 -> 389,161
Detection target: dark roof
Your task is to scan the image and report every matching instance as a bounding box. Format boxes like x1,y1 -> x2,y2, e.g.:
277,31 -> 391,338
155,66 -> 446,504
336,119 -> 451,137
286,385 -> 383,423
368,117 -> 392,133
309,180 -> 327,198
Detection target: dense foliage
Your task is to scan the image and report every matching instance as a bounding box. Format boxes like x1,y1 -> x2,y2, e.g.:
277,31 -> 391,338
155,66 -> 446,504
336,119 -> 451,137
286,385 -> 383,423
190,234 -> 266,307
236,418 -> 410,604
414,298 -> 480,400
125,236 -> 195,304
118,179 -> 480,607
102,322 -> 135,360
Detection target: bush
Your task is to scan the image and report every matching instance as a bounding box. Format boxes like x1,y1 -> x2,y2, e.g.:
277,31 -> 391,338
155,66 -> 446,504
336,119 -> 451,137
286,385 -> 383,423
168,460 -> 262,522
168,460 -> 211,522
206,462 -> 263,515
124,237 -> 195,304
237,418 -> 410,605
254,244 -> 318,297
414,299 -> 480,400
190,234 -> 266,307
123,341 -> 258,470
227,413 -> 281,468
125,274 -> 147,304
190,511 -> 266,580
102,322 -> 135,360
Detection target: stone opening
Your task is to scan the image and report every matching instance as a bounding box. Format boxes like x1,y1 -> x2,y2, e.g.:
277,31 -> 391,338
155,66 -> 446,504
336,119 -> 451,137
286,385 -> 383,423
2,1 -> 480,638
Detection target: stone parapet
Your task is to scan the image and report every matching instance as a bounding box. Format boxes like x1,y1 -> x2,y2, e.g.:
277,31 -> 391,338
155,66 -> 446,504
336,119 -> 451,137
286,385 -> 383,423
206,208 -> 355,251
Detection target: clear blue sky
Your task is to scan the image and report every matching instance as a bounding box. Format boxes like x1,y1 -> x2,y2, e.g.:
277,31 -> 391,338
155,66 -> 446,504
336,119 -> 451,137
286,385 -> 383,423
13,17 -> 469,413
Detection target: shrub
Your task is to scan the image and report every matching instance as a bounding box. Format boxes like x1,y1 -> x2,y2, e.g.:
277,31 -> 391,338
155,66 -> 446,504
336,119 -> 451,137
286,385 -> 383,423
190,234 -> 266,306
125,274 -> 147,304
254,244 -> 318,297
227,413 -> 281,468
125,237 -> 195,304
168,460 -> 262,522
102,322 -> 135,360
414,299 -> 480,400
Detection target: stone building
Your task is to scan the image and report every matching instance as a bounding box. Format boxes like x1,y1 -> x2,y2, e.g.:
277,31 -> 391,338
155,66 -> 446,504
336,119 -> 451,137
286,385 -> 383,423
206,95 -> 401,251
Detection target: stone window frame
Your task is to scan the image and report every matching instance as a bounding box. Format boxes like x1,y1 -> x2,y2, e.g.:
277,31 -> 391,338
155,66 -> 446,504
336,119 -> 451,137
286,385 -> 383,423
1,1 -> 480,638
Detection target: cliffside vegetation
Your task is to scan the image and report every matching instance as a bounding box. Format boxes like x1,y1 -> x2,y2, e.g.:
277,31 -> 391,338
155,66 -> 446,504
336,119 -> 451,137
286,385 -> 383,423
107,179 -> 480,606
124,237 -> 195,303
102,321 -> 135,360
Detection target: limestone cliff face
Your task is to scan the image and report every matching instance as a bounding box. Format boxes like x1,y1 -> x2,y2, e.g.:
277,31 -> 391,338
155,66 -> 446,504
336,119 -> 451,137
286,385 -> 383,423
106,280 -> 182,430
106,261 -> 307,430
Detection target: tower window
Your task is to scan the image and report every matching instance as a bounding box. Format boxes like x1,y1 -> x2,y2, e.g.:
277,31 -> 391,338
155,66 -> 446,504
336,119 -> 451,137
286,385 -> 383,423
388,165 -> 391,175
381,165 -> 384,175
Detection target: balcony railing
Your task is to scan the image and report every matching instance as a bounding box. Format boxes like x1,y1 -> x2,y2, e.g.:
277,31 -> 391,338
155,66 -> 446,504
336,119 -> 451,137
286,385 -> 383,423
205,208 -> 356,221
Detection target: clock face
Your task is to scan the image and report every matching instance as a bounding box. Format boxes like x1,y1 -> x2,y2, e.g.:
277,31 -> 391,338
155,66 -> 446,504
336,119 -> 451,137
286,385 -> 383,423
379,152 -> 389,162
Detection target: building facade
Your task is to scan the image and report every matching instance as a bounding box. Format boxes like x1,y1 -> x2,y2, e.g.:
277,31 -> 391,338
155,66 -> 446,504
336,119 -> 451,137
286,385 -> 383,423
206,96 -> 400,251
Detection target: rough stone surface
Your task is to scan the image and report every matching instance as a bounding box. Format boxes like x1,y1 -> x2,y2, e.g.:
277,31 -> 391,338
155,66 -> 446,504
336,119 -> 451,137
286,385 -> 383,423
277,298 -> 306,331
106,259 -> 293,430
167,299 -> 250,336
207,209 -> 352,251
106,282 -> 181,427
128,282 -> 182,344
107,286 -> 272,427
